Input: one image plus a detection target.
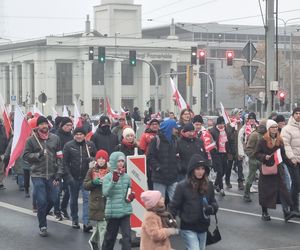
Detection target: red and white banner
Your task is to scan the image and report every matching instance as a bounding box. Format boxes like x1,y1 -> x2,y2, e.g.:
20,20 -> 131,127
220,102 -> 230,124
127,152 -> 147,236
6,105 -> 32,176
170,77 -> 187,110
274,148 -> 283,165
74,102 -> 82,128
106,97 -> 119,119
0,93 -> 12,138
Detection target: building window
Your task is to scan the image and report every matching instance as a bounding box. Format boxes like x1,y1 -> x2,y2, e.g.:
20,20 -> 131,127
29,64 -> 35,105
56,63 -> 73,105
150,64 -> 162,86
121,98 -> 134,112
17,65 -> 22,105
92,62 -> 104,85
5,66 -> 10,104
122,62 -> 134,85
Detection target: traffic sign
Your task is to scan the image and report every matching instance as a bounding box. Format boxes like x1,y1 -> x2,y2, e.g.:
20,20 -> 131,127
241,65 -> 258,85
242,41 -> 257,63
38,92 -> 47,103
10,95 -> 16,101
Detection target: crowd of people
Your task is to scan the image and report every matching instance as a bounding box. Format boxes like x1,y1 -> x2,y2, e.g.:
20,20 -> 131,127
1,105 -> 300,250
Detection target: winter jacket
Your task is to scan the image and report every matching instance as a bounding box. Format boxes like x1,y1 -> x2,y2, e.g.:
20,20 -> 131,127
56,128 -> 73,148
281,116 -> 300,163
140,211 -> 173,250
114,142 -> 143,158
147,132 -> 179,185
139,128 -> 157,155
23,133 -> 63,179
226,123 -> 243,158
102,151 -> 133,218
63,140 -> 96,181
169,154 -> 218,233
111,125 -> 124,143
177,136 -> 207,175
0,122 -> 8,155
83,167 -> 107,221
91,126 -> 118,155
245,125 -> 266,158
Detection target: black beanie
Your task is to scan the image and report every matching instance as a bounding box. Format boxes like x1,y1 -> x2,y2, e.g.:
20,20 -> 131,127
99,116 -> 111,126
193,115 -> 204,124
248,112 -> 257,120
37,116 -> 48,126
275,115 -> 285,123
183,123 -> 195,132
73,127 -> 86,135
55,116 -> 63,127
216,116 -> 225,125
292,107 -> 300,116
60,117 -> 73,128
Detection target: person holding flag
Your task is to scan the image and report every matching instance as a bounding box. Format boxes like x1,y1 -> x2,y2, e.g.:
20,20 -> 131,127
255,119 -> 295,222
23,116 -> 63,237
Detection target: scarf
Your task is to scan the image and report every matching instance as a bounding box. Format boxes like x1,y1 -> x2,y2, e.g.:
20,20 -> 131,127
37,130 -> 49,140
149,206 -> 178,228
217,127 -> 228,153
199,128 -> 216,152
122,139 -> 136,149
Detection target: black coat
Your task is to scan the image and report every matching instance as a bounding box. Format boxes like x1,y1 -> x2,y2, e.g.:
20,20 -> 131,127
0,123 -> 8,155
210,126 -> 230,153
115,142 -> 143,158
56,128 -> 73,148
147,132 -> 179,185
177,136 -> 208,175
63,140 -> 96,181
91,126 -> 118,155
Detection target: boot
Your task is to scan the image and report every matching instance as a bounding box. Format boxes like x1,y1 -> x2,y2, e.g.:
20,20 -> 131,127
243,193 -> 252,202
238,181 -> 244,191
261,212 -> 271,221
225,181 -> 232,189
283,211 -> 297,222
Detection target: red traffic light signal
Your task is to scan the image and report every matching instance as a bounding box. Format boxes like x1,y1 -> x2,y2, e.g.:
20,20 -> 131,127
226,50 -> 234,66
279,91 -> 285,106
279,92 -> 285,98
198,50 -> 206,65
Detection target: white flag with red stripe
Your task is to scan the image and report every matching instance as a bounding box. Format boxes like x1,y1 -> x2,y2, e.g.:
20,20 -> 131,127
63,105 -> 69,117
52,107 -> 59,120
220,102 -> 230,124
274,148 -> 283,165
0,93 -> 12,138
106,97 -> 119,119
6,105 -> 32,176
73,102 -> 82,128
170,77 -> 187,110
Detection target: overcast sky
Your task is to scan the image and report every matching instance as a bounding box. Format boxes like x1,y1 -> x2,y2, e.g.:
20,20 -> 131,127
1,0 -> 300,41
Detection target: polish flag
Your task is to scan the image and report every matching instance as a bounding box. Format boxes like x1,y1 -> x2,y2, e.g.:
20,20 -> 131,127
106,97 -> 119,119
220,102 -> 230,124
0,94 -> 12,138
74,102 -> 82,128
274,148 -> 283,165
63,105 -> 69,117
120,106 -> 127,117
6,105 -> 32,176
170,77 -> 187,110
52,107 -> 59,120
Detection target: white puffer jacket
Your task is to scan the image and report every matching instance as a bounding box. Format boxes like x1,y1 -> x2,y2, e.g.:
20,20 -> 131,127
281,116 -> 300,162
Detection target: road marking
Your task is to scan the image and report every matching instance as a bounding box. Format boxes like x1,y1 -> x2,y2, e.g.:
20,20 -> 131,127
257,247 -> 300,250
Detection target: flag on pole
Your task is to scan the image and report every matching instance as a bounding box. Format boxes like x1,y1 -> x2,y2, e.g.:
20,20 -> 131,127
0,94 -> 12,138
74,102 -> 82,128
106,97 -> 119,119
274,148 -> 283,165
63,105 -> 69,117
52,107 -> 59,120
220,102 -> 230,124
6,105 -> 32,176
170,77 -> 187,110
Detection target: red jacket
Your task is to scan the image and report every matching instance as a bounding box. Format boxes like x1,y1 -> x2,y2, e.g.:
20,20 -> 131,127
139,129 -> 157,155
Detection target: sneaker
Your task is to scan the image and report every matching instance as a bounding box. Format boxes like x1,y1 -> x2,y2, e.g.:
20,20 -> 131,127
61,210 -> 70,220
83,224 -> 93,233
220,189 -> 225,197
261,212 -> 271,221
0,185 -> 6,190
88,240 -> 100,250
225,182 -> 232,189
243,195 -> 252,202
284,211 -> 296,222
250,186 -> 258,193
39,227 -> 47,237
238,182 -> 244,191
48,211 -> 54,216
72,221 -> 80,229
55,213 -> 63,221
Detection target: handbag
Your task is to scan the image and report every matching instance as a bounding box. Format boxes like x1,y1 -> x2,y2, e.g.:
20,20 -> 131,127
261,163 -> 278,175
206,214 -> 221,245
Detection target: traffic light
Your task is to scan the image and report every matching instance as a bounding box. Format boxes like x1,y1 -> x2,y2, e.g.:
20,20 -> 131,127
98,47 -> 105,63
198,50 -> 206,65
192,96 -> 197,105
191,47 -> 197,65
129,50 -> 136,66
88,47 -> 94,60
226,50 -> 234,66
279,92 -> 285,106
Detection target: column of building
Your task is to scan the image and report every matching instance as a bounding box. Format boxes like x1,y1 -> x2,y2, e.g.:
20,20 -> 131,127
137,62 -> 150,113
83,60 -> 93,115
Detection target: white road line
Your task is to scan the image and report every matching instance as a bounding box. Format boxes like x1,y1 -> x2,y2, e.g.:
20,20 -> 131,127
257,246 -> 300,250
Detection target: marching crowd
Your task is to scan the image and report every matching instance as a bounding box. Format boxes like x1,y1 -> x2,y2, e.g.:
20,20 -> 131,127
1,106 -> 300,250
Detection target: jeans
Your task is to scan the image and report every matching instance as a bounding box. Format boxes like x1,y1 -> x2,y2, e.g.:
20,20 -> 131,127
24,169 -> 30,193
69,179 -> 89,225
153,182 -> 177,201
31,177 -> 59,228
54,179 -> 70,214
287,163 -> 300,211
102,215 -> 131,250
17,175 -> 24,190
180,230 -> 207,250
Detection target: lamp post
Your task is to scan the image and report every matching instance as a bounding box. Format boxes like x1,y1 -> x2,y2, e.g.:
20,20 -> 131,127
114,32 -> 120,57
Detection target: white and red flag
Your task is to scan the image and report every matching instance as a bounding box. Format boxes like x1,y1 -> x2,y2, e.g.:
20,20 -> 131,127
220,102 -> 230,124
0,93 -> 12,138
170,77 -> 187,110
6,105 -> 32,176
106,97 -> 119,119
62,105 -> 69,117
274,148 -> 283,165
73,102 -> 82,128
52,107 -> 59,120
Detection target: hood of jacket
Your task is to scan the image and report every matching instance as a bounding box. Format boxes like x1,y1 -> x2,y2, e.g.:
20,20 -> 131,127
159,119 -> 178,143
109,151 -> 126,171
187,154 -> 210,177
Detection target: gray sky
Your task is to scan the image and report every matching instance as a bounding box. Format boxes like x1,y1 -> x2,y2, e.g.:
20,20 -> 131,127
1,0 -> 300,41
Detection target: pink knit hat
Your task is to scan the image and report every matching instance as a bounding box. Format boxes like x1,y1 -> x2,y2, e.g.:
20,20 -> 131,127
141,190 -> 162,209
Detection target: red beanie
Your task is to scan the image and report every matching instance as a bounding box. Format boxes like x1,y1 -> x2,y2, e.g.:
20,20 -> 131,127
95,150 -> 109,162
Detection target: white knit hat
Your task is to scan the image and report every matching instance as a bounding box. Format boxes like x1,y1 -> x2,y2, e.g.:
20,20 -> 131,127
122,127 -> 135,138
266,119 -> 278,130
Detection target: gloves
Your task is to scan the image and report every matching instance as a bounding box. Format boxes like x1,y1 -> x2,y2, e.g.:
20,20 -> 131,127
165,228 -> 179,236
204,205 -> 215,216
112,171 -> 120,183
92,177 -> 101,185
126,192 -> 135,203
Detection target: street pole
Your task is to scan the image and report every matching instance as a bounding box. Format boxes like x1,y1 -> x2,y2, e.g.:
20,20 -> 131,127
290,33 -> 294,111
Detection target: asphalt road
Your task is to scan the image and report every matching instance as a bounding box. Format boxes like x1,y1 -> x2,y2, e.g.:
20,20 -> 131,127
1,173 -> 300,250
